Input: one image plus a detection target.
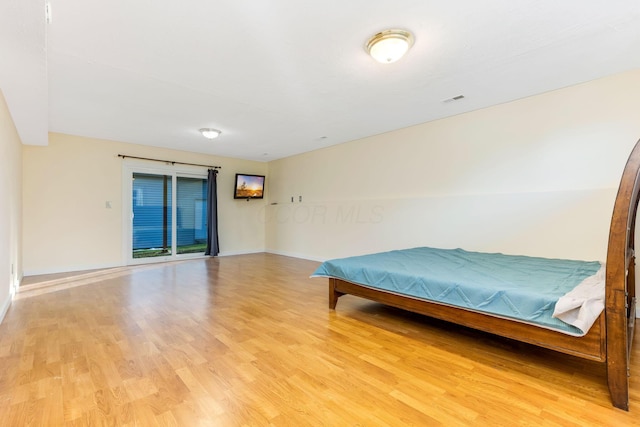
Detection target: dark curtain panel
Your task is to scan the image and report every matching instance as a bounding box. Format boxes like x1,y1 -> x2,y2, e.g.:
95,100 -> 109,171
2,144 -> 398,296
205,169 -> 220,256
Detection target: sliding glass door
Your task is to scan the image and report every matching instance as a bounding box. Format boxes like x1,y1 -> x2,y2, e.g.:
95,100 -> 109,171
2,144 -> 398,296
132,173 -> 173,259
176,176 -> 208,255
125,166 -> 207,264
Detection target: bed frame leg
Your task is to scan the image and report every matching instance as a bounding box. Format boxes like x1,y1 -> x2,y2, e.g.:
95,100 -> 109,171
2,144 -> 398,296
606,293 -> 632,411
329,278 -> 344,309
608,364 -> 630,411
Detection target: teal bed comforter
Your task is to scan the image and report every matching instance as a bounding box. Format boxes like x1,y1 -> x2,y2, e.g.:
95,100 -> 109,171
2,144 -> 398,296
311,247 -> 603,336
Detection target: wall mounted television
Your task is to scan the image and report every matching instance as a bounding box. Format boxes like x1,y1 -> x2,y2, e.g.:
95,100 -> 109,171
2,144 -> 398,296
234,173 -> 265,199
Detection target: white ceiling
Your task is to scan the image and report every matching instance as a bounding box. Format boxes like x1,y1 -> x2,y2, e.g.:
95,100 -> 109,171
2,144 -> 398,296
3,1 -> 640,161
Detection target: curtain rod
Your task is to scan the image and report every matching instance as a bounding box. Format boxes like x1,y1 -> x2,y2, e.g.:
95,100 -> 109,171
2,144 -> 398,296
118,154 -> 221,169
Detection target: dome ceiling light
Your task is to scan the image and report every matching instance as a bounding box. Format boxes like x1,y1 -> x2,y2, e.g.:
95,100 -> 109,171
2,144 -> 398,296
199,128 -> 221,139
365,29 -> 414,64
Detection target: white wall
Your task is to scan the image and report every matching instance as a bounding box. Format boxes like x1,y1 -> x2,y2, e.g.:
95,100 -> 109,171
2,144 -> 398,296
0,89 -> 22,322
18,69 -> 640,277
266,69 -> 640,262
23,133 -> 267,275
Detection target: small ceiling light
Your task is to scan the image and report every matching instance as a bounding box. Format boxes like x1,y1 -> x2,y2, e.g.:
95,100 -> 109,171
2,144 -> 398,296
199,128 -> 221,139
366,29 -> 414,64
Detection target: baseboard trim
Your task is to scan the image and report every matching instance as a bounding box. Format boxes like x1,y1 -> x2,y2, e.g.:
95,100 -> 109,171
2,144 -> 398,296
23,262 -> 124,278
264,249 -> 325,263
218,250 -> 266,257
0,295 -> 11,324
22,252 -> 268,277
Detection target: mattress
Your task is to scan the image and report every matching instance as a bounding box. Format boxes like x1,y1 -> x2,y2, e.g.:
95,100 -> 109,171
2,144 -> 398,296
311,247 -> 605,336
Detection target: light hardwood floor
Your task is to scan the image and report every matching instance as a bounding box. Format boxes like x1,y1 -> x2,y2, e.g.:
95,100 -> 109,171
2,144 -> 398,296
1,253 -> 639,426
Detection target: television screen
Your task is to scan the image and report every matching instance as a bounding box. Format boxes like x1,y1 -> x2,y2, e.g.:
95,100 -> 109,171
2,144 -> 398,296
234,173 -> 265,199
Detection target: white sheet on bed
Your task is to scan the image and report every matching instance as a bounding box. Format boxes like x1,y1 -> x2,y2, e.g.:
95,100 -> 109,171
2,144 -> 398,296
552,264 -> 606,333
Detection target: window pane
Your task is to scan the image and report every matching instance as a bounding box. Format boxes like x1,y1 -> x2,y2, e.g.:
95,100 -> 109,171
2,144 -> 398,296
132,173 -> 173,258
177,176 -> 208,255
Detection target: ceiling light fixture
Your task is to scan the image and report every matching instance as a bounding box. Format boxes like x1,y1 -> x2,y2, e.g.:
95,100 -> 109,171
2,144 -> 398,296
366,29 -> 414,64
199,128 -> 221,139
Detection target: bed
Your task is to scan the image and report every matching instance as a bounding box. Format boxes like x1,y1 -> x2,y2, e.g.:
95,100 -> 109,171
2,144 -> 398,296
313,138 -> 640,411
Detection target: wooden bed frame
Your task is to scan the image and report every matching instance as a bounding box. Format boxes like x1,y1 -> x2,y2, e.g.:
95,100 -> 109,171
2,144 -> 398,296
329,138 -> 640,411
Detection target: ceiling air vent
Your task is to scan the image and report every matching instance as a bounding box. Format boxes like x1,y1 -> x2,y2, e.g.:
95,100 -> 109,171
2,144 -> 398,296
442,95 -> 465,103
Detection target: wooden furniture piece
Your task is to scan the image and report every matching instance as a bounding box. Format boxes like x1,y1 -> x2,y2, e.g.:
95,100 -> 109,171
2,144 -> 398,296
329,138 -> 640,411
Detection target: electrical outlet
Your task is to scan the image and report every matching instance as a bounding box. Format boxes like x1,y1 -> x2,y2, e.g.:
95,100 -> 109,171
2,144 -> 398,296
299,196 -> 302,202
291,196 -> 294,203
